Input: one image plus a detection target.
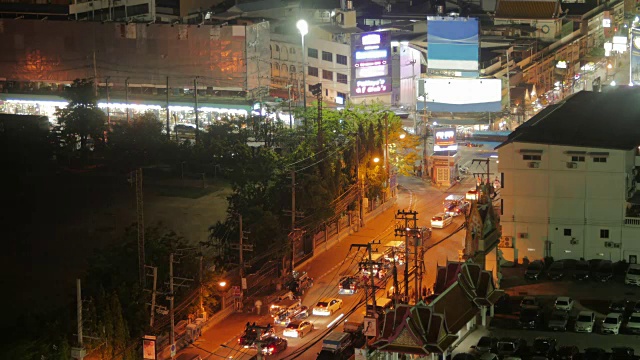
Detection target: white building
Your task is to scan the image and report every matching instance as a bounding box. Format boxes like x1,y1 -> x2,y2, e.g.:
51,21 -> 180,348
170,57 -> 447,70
497,88 -> 640,264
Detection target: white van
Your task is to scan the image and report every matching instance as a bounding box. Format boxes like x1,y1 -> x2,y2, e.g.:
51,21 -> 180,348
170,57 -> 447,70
625,264 -> 640,285
431,213 -> 453,229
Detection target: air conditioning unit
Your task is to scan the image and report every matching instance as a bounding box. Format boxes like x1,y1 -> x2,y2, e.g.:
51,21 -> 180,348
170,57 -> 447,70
500,236 -> 513,248
604,241 -> 612,248
518,232 -> 528,239
528,162 -> 540,168
566,162 -> 577,169
613,243 -> 621,248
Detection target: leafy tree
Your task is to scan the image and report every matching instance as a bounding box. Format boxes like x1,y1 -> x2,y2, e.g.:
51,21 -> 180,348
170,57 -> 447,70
107,111 -> 168,169
55,79 -> 106,153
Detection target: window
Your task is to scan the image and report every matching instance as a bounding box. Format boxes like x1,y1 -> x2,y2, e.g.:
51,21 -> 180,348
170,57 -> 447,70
275,45 -> 280,52
308,66 -> 318,77
600,229 -> 610,238
308,48 -> 318,58
281,64 -> 288,74
336,91 -> 346,104
571,156 -> 585,162
564,229 -> 572,236
501,172 -> 504,188
289,47 -> 296,54
337,73 -> 348,84
322,70 -> 333,80
522,154 -> 542,161
322,51 -> 333,62
593,157 -> 607,163
337,54 -> 348,65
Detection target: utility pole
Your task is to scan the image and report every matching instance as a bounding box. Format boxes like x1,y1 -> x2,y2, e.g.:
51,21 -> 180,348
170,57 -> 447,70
355,134 -> 364,228
169,253 -> 176,360
239,213 -> 244,295
351,242 -> 380,317
309,83 -> 323,155
395,210 -> 419,302
76,278 -> 83,350
194,77 -> 199,144
105,76 -> 111,127
199,255 -> 204,316
166,76 -> 171,140
125,77 -> 130,123
92,50 -> 98,97
149,266 -> 158,327
472,158 -> 491,186
291,170 -> 296,233
136,168 -> 145,287
384,112 -> 390,199
391,246 -> 399,308
287,84 -> 293,128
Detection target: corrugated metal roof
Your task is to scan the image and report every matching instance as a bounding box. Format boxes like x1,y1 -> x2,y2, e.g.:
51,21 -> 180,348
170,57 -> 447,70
495,0 -> 559,19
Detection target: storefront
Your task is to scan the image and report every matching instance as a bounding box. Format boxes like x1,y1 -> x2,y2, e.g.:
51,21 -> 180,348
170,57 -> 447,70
430,155 -> 457,187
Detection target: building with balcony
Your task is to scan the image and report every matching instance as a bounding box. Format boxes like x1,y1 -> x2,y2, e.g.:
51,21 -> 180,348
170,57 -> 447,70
496,87 -> 640,264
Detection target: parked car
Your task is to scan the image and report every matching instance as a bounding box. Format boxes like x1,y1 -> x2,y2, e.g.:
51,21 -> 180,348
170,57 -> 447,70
472,336 -> 498,354
532,337 -> 557,358
573,260 -> 591,280
496,338 -> 526,358
601,313 -> 623,335
282,320 -> 314,338
609,300 -> 628,314
610,347 -> 634,360
574,311 -> 596,333
554,297 -> 574,311
525,261 -> 545,280
595,260 -> 614,282
260,336 -> 287,356
548,310 -> 569,331
625,312 -> 640,334
583,348 -> 608,360
556,345 -> 580,360
520,296 -> 540,310
547,262 -> 566,280
520,308 -> 544,329
625,264 -> 640,285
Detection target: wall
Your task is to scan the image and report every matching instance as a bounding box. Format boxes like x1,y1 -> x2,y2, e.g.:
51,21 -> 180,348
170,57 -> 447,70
499,142 -> 630,262
493,18 -> 561,40
306,37 -> 351,104
397,44 -> 421,109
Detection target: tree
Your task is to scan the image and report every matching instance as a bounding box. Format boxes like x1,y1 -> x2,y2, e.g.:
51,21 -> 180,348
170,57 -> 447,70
55,79 -> 106,153
107,111 -> 167,169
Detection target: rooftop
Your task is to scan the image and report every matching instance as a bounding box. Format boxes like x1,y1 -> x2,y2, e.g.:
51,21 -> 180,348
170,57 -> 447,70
495,0 -> 561,19
496,87 -> 640,151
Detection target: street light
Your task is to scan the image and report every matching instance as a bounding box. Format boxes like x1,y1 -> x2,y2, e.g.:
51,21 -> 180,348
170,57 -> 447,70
373,157 -> 380,163
218,281 -> 227,288
399,133 -> 406,139
296,19 -> 308,109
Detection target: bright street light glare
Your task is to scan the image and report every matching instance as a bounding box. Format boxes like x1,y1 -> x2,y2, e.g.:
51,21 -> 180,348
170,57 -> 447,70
399,134 -> 406,139
611,80 -> 616,86
373,157 -> 380,163
219,281 -> 227,287
296,20 -> 308,36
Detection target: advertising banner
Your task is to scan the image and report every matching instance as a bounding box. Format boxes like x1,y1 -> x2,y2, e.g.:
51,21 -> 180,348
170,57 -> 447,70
417,78 -> 502,112
142,335 -> 157,360
631,28 -> 640,85
427,17 -> 479,73
351,32 -> 392,96
434,128 -> 457,151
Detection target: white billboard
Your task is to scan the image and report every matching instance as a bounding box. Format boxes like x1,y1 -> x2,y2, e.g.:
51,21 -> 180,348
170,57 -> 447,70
417,78 -> 502,112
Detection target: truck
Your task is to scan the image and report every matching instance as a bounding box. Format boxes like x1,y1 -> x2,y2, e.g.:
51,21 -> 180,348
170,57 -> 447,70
317,332 -> 354,360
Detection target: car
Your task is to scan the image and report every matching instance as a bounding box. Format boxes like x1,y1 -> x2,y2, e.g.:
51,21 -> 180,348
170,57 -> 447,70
595,260 -> 614,282
338,276 -> 359,295
472,336 -> 498,354
625,312 -> 640,334
554,297 -> 574,311
282,320 -> 314,338
496,338 -> 526,358
548,310 -> 569,331
574,311 -> 596,333
519,308 -> 544,329
287,271 -> 313,295
556,345 -> 579,360
312,298 -> 343,316
520,296 -> 540,310
431,213 -> 453,228
525,260 -> 545,280
633,300 -> 640,313
532,337 -> 557,358
609,300 -> 628,313
610,347 -> 634,360
625,264 -> 640,285
582,348 -> 607,360
601,313 -> 623,335
573,260 -> 591,280
260,336 -> 287,356
238,324 -> 275,347
547,262 -> 565,280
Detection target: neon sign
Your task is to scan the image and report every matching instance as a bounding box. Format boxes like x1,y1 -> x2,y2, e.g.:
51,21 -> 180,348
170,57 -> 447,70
355,78 -> 388,94
361,34 -> 381,46
354,60 -> 387,68
356,65 -> 388,78
355,50 -> 388,60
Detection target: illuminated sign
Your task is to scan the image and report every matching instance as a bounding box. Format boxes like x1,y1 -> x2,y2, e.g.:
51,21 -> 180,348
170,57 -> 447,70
354,59 -> 387,68
361,34 -> 381,46
434,128 -> 456,146
603,18 -> 611,28
613,36 -> 627,44
356,65 -> 388,78
556,60 -> 568,69
355,50 -> 388,60
336,95 -> 344,105
355,78 -> 388,94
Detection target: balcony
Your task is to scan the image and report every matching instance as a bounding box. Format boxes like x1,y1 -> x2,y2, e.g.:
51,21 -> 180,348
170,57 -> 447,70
624,217 -> 640,226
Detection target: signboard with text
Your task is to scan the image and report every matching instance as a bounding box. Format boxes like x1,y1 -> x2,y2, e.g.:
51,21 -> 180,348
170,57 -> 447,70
632,28 -> 640,85
142,335 -> 157,360
351,32 -> 392,96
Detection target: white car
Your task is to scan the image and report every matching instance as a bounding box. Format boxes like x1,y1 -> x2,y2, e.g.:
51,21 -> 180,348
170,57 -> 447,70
554,297 -> 574,311
282,320 -> 314,338
312,298 -> 343,316
430,213 -> 453,229
601,313 -> 623,335
574,311 -> 596,333
626,312 -> 640,334
625,264 -> 640,285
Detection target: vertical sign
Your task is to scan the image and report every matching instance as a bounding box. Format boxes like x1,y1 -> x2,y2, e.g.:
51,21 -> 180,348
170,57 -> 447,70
142,335 -> 157,360
351,32 -> 392,96
631,28 -> 640,85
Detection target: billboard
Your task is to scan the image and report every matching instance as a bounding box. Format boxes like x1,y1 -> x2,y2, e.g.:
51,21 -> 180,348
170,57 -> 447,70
434,128 -> 458,152
427,17 -> 479,73
351,32 -> 392,96
417,78 -> 502,112
632,28 -> 640,85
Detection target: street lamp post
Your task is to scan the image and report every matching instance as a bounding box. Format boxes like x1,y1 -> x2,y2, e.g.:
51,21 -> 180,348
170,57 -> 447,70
296,20 -> 308,110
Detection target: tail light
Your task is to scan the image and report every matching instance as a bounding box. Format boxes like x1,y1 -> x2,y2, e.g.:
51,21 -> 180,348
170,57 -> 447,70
269,346 -> 275,352
350,283 -> 356,289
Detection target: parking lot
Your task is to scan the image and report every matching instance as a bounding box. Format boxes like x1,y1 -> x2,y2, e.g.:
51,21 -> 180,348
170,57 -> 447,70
452,261 -> 640,357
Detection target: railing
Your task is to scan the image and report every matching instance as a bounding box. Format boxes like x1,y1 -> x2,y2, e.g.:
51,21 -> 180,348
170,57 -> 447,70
624,217 -> 640,226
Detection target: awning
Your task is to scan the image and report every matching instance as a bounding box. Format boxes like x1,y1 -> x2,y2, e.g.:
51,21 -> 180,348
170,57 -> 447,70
430,118 -> 490,126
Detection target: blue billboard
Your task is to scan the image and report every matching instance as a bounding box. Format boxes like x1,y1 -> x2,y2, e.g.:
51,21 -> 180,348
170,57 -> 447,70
351,32 -> 392,96
427,17 -> 479,74
632,28 -> 640,85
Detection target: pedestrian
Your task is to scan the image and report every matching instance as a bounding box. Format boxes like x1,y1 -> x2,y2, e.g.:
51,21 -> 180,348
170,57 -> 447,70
254,299 -> 263,315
